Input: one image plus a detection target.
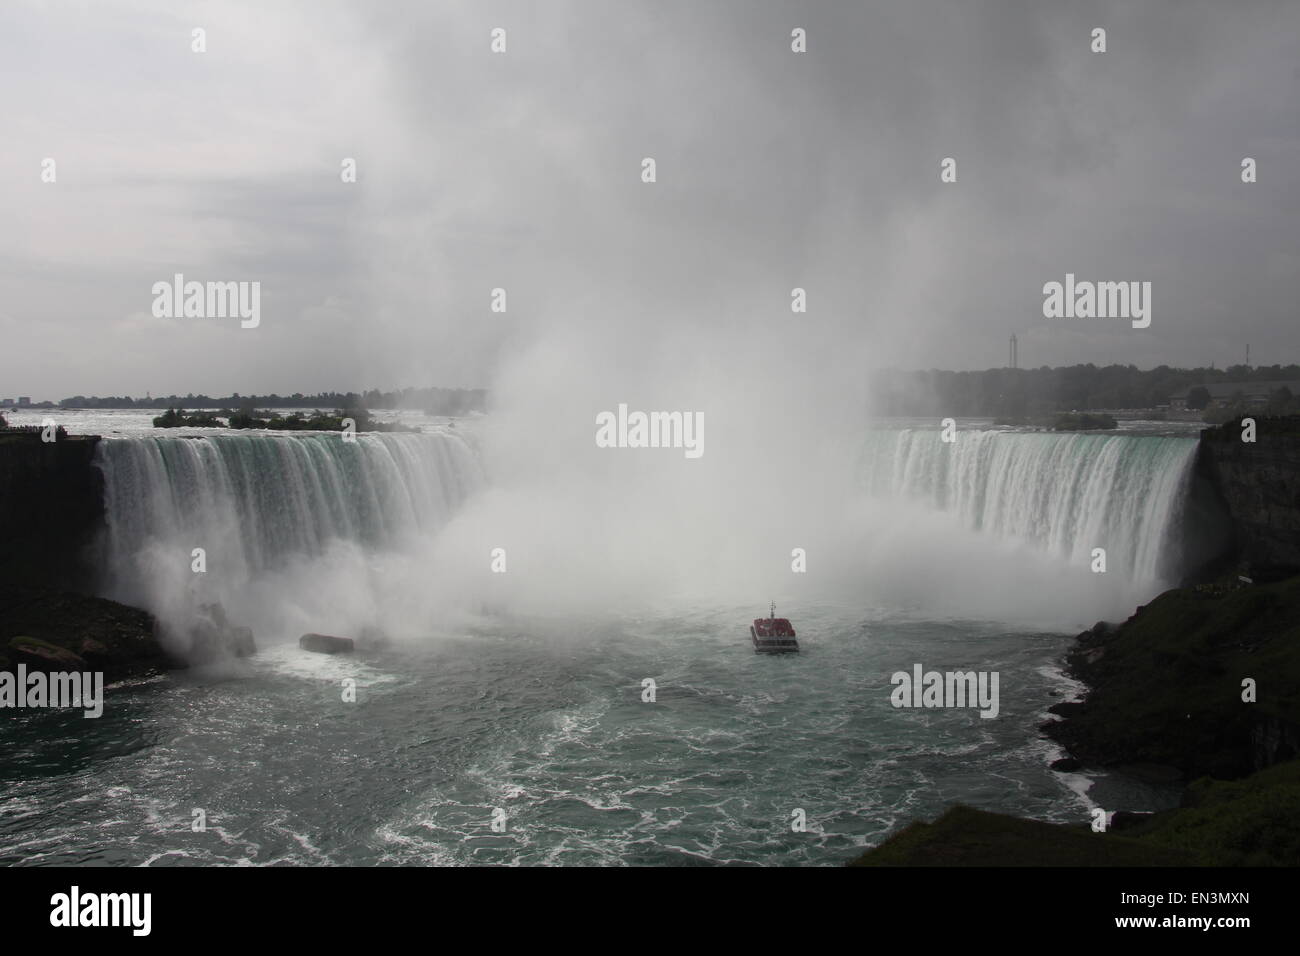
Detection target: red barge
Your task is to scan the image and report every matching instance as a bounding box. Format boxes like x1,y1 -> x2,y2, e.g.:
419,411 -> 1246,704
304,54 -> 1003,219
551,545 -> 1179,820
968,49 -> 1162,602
751,602 -> 799,653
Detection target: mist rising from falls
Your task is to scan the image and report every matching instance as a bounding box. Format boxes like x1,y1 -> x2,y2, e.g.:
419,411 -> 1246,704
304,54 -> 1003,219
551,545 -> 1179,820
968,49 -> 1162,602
95,430 -> 485,647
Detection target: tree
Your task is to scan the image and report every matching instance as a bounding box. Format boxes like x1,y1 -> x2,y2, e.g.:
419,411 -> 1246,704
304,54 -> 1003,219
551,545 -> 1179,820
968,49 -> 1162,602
1186,386 -> 1211,410
1268,386 -> 1296,415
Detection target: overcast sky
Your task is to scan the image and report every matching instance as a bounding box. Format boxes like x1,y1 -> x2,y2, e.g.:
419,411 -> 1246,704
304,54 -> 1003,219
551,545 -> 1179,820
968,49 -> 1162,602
1,0 -> 1297,401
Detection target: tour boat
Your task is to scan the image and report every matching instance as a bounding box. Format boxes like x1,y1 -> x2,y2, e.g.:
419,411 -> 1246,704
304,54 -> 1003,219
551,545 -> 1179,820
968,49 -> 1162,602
751,602 -> 799,653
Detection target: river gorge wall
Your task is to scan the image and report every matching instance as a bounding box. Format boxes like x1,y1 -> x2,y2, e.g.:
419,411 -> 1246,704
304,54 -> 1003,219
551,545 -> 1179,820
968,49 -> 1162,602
0,432 -> 103,590
1191,416 -> 1300,581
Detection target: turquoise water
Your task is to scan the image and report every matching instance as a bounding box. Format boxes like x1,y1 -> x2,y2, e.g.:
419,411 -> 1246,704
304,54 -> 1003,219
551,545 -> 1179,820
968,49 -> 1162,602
1,605 -> 1098,866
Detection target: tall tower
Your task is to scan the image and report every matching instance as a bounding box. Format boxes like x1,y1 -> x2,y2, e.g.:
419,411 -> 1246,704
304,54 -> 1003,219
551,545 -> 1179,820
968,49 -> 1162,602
1009,334 -> 1018,369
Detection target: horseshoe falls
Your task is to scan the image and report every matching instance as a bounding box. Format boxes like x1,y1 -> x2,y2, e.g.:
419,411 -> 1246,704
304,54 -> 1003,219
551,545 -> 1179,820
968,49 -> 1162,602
856,428 -> 1199,592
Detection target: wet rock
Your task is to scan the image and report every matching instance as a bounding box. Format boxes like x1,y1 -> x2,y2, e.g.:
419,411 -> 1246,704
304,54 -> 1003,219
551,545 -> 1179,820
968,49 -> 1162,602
300,633 -> 354,654
0,584 -> 168,680
1050,757 -> 1082,772
8,635 -> 86,671
1075,621 -> 1116,649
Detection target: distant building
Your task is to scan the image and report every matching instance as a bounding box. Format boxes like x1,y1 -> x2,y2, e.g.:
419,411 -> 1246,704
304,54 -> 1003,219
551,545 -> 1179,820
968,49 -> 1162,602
16,397 -> 31,407
0,399 -> 12,407
1168,380 -> 1300,410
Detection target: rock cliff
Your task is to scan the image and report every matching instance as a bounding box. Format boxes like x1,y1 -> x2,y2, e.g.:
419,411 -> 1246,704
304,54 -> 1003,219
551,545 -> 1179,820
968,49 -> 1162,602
0,432 -> 104,590
1193,416 -> 1300,580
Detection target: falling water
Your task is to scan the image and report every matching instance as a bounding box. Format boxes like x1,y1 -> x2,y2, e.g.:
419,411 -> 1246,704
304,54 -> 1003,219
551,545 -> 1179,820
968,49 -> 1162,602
93,429 -> 485,630
857,428 -> 1198,589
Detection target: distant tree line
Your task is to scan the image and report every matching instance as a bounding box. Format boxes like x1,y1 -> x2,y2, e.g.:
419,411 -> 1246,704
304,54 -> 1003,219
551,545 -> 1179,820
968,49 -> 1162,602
60,386 -> 487,415
870,363 -> 1300,418
153,406 -> 419,432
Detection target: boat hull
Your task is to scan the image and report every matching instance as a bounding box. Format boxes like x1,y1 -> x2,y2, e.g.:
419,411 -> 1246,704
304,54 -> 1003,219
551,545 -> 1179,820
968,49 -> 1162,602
750,625 -> 799,654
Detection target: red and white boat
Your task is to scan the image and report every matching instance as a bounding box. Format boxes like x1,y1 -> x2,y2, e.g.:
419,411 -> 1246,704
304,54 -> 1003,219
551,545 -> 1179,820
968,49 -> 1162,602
751,602 -> 799,653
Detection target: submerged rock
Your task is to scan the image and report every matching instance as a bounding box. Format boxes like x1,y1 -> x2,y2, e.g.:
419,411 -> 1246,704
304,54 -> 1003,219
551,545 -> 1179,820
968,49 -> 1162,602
300,633 -> 354,655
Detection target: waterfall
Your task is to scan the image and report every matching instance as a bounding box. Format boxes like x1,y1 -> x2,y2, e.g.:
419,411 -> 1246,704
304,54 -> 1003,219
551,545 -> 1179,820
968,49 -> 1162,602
93,429 -> 486,634
857,428 -> 1197,588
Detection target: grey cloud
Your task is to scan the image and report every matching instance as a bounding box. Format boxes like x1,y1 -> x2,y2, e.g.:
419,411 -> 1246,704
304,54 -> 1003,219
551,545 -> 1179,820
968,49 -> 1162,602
0,0 -> 1296,398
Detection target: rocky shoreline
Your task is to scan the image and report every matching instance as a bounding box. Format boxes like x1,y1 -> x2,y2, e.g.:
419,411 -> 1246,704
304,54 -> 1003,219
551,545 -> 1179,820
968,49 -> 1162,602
1042,577 -> 1300,780
852,575 -> 1300,865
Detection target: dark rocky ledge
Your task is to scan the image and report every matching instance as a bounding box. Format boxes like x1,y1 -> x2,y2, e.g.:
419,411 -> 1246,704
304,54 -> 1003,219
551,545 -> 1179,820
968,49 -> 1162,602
0,432 -> 260,679
0,584 -> 172,682
0,587 -> 259,682
1043,574 -> 1300,780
